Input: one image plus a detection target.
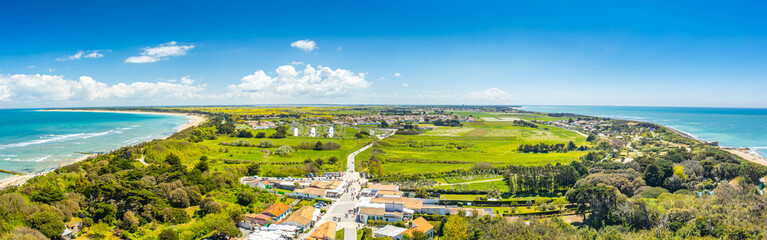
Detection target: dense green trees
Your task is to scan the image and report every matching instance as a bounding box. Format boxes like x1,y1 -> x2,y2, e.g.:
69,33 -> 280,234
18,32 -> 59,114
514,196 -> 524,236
26,210 -> 64,239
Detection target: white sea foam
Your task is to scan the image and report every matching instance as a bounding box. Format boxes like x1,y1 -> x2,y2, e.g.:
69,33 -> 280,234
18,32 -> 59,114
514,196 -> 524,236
0,129 -> 117,149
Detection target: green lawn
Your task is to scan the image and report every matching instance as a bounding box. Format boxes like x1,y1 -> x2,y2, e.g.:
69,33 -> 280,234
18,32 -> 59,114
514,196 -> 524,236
433,179 -> 508,191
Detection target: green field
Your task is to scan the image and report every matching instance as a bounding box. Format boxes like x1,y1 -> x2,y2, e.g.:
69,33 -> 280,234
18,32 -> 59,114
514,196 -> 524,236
145,129 -> 370,177
433,180 -> 508,191
357,114 -> 588,176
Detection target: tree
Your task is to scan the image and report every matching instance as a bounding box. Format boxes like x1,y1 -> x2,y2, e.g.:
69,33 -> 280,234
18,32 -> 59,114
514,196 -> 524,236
202,199 -> 223,215
643,164 -> 665,187
121,211 -> 139,232
170,188 -> 191,208
8,227 -> 47,240
567,184 -> 619,228
195,156 -> 209,172
553,197 -> 568,210
237,190 -> 256,206
247,163 -> 261,176
159,228 -> 179,240
236,129 -> 254,138
30,181 -> 64,204
255,132 -> 266,138
166,153 -> 182,166
26,210 -> 65,239
442,215 -> 468,240
328,156 -> 339,164
314,141 -> 323,151
89,222 -> 111,239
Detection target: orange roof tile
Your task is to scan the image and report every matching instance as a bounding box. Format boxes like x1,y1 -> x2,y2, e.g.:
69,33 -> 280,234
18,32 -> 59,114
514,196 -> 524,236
262,203 -> 291,218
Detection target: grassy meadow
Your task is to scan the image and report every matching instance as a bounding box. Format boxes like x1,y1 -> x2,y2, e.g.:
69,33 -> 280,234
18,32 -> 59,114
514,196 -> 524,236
359,116 -> 589,175
143,128 -> 370,177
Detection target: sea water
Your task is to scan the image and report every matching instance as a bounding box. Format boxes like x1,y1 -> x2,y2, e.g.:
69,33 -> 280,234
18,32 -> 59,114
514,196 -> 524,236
0,109 -> 189,181
523,106 -> 767,157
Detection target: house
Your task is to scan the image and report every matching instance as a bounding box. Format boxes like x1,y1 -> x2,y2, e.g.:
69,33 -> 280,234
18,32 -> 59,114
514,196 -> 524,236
241,213 -> 272,229
294,187 -> 328,199
279,206 -> 316,230
257,180 -> 273,190
401,217 -> 434,239
368,184 -> 399,192
305,221 -> 336,240
262,203 -> 292,222
373,217 -> 435,240
373,225 -> 409,240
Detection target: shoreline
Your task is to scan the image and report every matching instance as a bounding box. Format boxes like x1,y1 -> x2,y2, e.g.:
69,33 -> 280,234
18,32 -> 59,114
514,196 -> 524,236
657,124 -> 767,165
0,109 -> 207,188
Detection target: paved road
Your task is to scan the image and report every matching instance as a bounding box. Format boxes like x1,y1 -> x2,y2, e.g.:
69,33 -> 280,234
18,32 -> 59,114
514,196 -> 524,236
301,132 -> 394,239
301,143 -> 370,239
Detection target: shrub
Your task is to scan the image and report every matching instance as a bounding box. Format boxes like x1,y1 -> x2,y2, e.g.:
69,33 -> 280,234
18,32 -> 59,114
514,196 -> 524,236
322,141 -> 341,150
258,140 -> 274,148
275,145 -> 294,156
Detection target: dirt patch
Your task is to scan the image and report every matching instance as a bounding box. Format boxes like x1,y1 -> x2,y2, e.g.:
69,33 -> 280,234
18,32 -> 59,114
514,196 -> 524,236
464,129 -> 488,137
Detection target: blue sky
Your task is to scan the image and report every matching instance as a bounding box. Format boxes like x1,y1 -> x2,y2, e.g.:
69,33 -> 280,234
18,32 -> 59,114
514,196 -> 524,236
1,0 -> 767,108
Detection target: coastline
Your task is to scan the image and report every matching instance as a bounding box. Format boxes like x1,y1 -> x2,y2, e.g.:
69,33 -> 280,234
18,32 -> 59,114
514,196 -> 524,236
40,109 -> 206,132
0,109 -> 206,188
656,124 -> 767,166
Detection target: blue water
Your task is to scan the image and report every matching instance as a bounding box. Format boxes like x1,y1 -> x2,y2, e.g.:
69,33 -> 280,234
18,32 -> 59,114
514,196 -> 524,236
523,106 -> 767,157
0,109 -> 189,180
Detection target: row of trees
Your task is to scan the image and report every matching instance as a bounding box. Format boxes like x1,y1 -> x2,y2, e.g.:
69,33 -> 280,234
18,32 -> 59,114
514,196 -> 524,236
503,164 -> 581,194
517,141 -> 582,153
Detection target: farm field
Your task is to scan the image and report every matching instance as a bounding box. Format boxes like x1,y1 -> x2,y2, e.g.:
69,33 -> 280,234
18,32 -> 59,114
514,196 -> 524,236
355,113 -> 590,178
144,128 -> 370,177
433,179 -> 507,191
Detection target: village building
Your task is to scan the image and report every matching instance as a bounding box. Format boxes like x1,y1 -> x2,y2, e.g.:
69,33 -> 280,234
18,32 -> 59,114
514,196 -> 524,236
262,203 -> 292,222
278,206 -> 317,230
240,213 -> 272,229
304,221 -> 336,240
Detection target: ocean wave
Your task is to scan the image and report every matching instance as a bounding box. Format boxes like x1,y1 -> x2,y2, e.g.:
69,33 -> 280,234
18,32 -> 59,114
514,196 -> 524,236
0,129 -> 118,149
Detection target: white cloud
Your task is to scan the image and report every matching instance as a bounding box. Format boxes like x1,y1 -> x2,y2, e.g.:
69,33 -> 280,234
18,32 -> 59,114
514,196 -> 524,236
291,61 -> 305,65
48,68 -> 55,72
180,76 -> 194,85
125,41 -> 194,63
0,74 -> 205,102
402,83 -> 409,87
228,64 -> 371,98
393,72 -> 401,77
337,47 -> 342,51
56,50 -> 104,61
290,40 -> 317,51
379,77 -> 385,81
27,65 -> 35,69
467,88 -> 512,100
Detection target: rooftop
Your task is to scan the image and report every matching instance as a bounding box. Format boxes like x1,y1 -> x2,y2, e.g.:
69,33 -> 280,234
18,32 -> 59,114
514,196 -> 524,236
262,203 -> 291,217
305,221 -> 336,240
279,206 -> 316,226
374,225 -> 408,237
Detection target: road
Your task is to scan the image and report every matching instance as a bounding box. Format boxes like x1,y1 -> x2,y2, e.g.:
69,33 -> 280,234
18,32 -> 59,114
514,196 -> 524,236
301,143 -> 371,240
300,131 -> 394,240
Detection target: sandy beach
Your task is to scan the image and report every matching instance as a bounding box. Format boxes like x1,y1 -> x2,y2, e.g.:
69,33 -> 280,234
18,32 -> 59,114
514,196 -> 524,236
723,148 -> 767,167
0,109 -> 207,188
40,109 -> 207,132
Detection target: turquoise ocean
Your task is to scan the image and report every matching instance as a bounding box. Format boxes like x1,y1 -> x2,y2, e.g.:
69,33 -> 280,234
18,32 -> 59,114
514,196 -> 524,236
523,106 -> 767,158
0,109 -> 189,181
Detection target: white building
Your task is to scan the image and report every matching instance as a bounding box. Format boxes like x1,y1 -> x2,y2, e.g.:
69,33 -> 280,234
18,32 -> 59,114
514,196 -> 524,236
310,127 -> 317,137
